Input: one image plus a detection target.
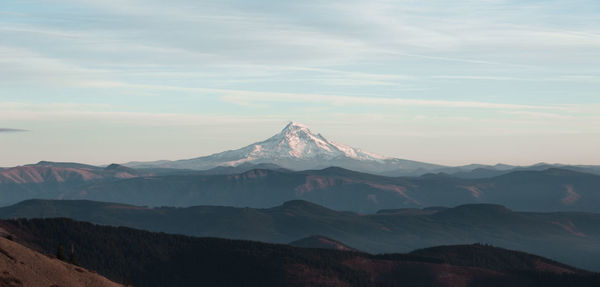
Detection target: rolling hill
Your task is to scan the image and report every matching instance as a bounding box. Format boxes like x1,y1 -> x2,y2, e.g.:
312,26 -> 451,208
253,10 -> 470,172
1,160 -> 599,213
1,218 -> 598,287
59,167 -> 600,213
289,235 -> 357,251
2,199 -> 599,271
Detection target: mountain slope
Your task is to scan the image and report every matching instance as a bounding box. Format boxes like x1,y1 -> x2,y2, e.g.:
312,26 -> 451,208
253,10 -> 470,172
0,236 -> 122,287
0,162 -> 149,206
3,199 -> 600,271
2,163 -> 600,213
447,163 -> 600,179
55,167 -> 600,213
289,235 -> 357,251
0,162 -> 144,184
126,122 -> 443,174
410,244 -> 584,274
1,218 -> 598,287
123,122 -> 600,177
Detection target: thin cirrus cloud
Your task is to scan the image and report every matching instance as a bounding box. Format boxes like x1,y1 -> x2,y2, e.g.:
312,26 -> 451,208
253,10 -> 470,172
0,128 -> 27,133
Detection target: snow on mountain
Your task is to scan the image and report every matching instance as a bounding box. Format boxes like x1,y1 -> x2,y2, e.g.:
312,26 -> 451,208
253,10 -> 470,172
126,122 -> 443,174
218,122 -> 389,165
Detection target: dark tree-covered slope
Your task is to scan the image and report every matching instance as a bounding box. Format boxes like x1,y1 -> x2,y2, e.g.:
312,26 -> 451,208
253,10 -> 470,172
1,218 -> 599,287
1,199 -> 600,271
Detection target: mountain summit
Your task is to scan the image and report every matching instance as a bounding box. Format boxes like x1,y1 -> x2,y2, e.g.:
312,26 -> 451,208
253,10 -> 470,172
242,122 -> 388,162
126,122 -> 442,174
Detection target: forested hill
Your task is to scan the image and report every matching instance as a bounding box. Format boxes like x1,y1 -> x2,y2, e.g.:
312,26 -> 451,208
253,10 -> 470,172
1,218 -> 599,287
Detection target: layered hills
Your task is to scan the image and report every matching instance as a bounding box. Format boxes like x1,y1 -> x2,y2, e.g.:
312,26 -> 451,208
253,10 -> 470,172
1,122 -> 597,286
2,199 -> 599,271
1,163 -> 599,213
1,218 -> 598,287
1,122 -> 598,213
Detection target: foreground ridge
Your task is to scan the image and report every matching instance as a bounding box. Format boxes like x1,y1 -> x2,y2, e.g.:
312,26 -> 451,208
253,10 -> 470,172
2,218 -> 599,287
0,236 -> 122,287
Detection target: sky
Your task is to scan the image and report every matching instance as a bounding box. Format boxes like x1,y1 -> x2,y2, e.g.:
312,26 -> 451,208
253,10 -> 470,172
1,0 -> 599,167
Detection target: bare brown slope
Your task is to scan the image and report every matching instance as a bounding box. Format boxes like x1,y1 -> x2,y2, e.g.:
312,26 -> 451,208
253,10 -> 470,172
0,236 -> 122,287
0,166 -> 102,184
0,162 -> 147,185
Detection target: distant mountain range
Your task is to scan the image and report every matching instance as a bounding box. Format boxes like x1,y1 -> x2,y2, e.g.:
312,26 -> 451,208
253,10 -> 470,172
0,161 -> 145,184
1,217 -> 598,287
1,122 -> 598,286
1,123 -> 598,183
3,199 -> 600,271
122,122 -> 600,177
1,162 -> 600,213
125,122 -> 443,175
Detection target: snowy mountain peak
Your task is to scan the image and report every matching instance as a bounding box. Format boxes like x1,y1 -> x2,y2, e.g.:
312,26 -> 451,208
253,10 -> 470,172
278,122 -> 316,142
282,121 -> 309,132
126,122 -> 444,174
227,122 -> 390,164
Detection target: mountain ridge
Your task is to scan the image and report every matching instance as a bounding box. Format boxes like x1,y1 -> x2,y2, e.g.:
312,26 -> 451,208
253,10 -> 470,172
123,122 -> 600,177
2,165 -> 600,213
0,236 -> 122,287
1,217 -> 599,287
125,122 -> 444,174
2,198 -> 600,271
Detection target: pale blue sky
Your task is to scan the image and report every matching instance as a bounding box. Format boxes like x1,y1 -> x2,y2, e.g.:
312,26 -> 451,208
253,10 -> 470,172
1,0 -> 599,166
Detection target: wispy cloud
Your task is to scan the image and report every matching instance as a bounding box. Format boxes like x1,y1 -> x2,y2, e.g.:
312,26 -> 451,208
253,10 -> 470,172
0,128 -> 27,133
216,89 -> 569,111
27,78 -> 570,112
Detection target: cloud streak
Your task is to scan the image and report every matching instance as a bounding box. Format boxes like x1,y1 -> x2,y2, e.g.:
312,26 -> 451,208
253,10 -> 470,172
0,128 -> 27,133
209,88 -> 569,111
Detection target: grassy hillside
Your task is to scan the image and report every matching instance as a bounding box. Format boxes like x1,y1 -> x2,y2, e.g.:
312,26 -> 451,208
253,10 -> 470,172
0,236 -> 123,287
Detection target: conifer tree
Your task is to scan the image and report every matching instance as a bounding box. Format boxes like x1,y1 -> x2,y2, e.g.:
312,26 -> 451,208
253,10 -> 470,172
57,244 -> 66,261
69,244 -> 78,265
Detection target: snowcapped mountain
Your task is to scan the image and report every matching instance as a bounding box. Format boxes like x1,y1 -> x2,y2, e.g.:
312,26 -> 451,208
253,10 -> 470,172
126,122 -> 443,175
217,122 -> 389,164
